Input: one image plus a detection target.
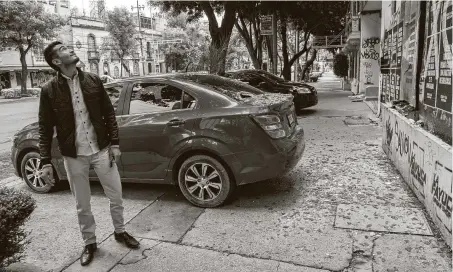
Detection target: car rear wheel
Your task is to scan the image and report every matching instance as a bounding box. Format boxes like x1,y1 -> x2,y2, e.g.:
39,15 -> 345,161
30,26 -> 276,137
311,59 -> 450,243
178,155 -> 234,208
20,151 -> 55,193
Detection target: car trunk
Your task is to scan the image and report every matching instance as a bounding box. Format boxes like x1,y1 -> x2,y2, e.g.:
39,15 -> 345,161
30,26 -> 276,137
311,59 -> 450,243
241,93 -> 297,138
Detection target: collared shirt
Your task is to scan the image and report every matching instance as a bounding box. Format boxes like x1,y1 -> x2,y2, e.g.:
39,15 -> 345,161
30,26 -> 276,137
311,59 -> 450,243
60,71 -> 100,156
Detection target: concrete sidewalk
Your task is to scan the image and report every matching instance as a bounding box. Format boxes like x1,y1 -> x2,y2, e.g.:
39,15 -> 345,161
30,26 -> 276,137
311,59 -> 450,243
3,81 -> 451,272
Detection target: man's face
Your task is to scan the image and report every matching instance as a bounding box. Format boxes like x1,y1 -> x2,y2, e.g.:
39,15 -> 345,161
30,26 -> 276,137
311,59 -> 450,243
52,44 -> 79,68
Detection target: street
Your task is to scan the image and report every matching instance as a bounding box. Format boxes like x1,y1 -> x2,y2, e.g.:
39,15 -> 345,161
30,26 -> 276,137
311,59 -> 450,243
1,73 -> 451,272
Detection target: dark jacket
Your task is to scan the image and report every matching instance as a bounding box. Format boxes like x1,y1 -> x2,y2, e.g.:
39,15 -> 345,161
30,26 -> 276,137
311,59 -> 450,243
38,68 -> 119,165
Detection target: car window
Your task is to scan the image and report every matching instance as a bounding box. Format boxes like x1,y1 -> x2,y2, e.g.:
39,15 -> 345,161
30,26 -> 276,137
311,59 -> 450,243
128,82 -> 195,115
104,83 -> 123,111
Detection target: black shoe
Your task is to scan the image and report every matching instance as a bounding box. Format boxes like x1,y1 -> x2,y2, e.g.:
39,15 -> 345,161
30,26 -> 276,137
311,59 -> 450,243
80,243 -> 97,266
114,231 -> 140,249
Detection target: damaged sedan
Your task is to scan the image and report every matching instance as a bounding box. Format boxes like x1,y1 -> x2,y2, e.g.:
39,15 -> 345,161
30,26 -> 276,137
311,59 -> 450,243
11,73 -> 305,207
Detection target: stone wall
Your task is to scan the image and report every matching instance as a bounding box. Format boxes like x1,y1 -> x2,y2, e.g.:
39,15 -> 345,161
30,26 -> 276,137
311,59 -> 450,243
381,104 -> 452,247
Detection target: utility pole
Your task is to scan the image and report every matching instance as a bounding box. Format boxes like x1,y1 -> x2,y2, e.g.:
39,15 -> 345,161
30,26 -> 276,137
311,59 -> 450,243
131,0 -> 145,76
272,12 -> 278,75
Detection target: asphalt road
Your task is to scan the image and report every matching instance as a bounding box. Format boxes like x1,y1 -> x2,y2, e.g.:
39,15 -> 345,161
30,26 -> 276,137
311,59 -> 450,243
2,73 -> 451,272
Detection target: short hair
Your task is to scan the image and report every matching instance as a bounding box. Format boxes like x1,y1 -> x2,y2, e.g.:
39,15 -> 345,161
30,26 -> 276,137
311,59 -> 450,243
43,41 -> 63,71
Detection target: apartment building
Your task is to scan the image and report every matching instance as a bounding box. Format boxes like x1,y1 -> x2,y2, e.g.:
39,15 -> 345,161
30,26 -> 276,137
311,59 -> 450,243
0,0 -> 167,89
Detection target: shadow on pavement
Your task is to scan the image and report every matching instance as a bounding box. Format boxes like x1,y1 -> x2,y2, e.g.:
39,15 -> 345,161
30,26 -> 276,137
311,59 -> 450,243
297,109 -> 317,117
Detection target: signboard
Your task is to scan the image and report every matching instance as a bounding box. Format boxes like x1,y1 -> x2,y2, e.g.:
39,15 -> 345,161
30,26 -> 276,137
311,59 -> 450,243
260,15 -> 273,35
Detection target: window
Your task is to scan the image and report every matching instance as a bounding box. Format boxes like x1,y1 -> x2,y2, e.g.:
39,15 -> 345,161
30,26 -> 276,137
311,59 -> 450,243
88,34 -> 96,52
114,66 -> 119,78
148,63 -> 152,73
104,83 -> 123,111
147,42 -> 151,58
133,61 -> 139,75
155,64 -> 160,73
90,62 -> 99,74
128,83 -> 195,115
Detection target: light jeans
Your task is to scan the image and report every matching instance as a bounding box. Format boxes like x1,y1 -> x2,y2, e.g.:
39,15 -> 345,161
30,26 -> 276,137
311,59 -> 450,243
63,147 -> 125,245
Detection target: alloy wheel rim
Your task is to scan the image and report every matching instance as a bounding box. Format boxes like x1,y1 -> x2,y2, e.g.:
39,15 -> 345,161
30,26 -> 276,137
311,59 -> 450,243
24,158 -> 47,189
184,162 -> 222,201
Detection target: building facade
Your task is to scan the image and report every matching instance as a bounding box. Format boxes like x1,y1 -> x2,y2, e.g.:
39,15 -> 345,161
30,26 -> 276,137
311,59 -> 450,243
344,0 -> 452,247
0,0 -> 167,90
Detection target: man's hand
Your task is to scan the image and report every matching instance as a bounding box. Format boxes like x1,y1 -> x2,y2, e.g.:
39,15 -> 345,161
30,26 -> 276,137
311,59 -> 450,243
110,146 -> 121,163
40,165 -> 55,186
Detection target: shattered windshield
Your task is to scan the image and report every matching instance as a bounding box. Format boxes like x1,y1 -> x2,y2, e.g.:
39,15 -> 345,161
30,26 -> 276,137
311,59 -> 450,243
172,74 -> 264,102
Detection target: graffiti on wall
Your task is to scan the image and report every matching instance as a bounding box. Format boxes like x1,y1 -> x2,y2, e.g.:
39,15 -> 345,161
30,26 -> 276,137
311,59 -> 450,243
382,107 -> 452,237
361,37 -> 380,60
363,62 -> 373,84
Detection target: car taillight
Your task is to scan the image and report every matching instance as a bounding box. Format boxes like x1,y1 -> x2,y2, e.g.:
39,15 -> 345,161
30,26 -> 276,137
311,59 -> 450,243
253,114 -> 286,139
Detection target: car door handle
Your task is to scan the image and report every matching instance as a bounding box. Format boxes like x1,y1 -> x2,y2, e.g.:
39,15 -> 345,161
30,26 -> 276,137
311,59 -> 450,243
167,119 -> 185,127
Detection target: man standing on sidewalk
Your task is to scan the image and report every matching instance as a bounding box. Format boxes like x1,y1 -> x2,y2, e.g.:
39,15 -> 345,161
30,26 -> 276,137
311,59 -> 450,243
39,41 -> 139,266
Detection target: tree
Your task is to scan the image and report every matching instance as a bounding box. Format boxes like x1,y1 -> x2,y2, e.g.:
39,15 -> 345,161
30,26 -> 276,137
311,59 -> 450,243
278,1 -> 349,80
333,52 -> 348,78
161,18 -> 211,72
233,1 -> 348,80
0,1 -> 66,95
234,2 -> 265,70
150,1 -> 240,75
103,7 -> 137,77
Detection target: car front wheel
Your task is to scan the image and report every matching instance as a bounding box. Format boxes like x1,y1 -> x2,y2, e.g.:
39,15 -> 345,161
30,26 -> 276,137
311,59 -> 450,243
178,155 -> 234,208
20,151 -> 55,193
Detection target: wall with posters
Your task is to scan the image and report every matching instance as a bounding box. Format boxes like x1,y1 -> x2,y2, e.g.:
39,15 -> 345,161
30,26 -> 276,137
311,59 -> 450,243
359,13 -> 381,93
418,0 -> 452,144
381,1 -> 452,144
380,1 -> 404,103
382,104 -> 452,247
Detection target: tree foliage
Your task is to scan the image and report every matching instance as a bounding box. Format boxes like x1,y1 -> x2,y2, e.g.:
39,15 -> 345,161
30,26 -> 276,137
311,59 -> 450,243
0,187 -> 36,269
150,1 -> 241,75
162,19 -> 210,72
103,7 -> 137,77
333,52 -> 349,78
0,1 -> 66,94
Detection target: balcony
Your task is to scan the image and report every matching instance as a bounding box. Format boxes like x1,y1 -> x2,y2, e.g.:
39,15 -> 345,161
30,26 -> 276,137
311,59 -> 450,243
88,51 -> 100,60
312,35 -> 347,49
345,15 -> 361,52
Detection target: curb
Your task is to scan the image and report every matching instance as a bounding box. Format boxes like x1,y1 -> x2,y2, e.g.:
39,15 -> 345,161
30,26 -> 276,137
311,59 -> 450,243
0,97 -> 38,105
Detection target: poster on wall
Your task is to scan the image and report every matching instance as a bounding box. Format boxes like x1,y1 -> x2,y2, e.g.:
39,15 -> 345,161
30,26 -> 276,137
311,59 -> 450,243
422,0 -> 452,112
435,2 -> 452,112
397,21 -> 404,66
424,35 -> 438,107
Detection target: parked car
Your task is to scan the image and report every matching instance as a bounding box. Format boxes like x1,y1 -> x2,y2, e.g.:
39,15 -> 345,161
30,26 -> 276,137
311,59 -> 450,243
11,73 -> 305,208
308,71 -> 323,82
225,70 -> 318,113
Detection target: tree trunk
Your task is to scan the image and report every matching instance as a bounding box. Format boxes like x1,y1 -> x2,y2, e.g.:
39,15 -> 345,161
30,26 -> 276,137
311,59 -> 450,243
202,2 -> 236,76
301,49 -> 318,81
18,46 -> 28,96
209,33 -> 231,76
279,17 -> 291,80
120,59 -> 123,77
235,18 -> 262,70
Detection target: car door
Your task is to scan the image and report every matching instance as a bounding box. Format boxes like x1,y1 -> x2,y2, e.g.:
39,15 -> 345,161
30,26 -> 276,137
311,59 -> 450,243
89,82 -> 127,178
117,79 -> 197,181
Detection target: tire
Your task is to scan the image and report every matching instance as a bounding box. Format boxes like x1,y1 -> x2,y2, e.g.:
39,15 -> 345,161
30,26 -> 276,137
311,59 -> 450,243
178,155 -> 235,208
20,151 -> 56,193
